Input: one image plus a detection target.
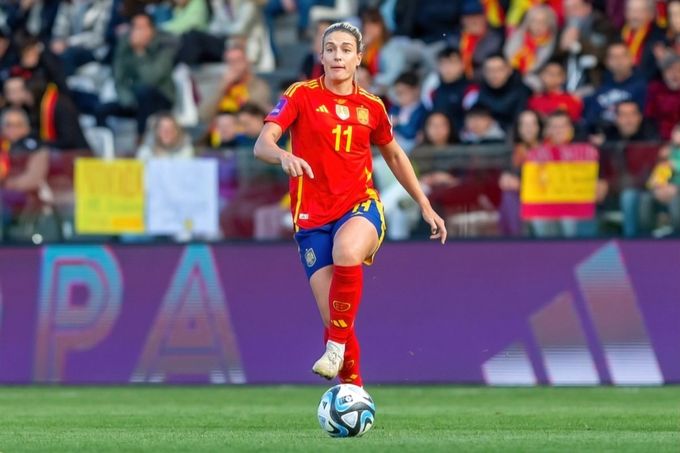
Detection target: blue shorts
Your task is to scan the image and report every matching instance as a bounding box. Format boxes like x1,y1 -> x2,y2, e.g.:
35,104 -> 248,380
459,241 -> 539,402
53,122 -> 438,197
294,198 -> 386,279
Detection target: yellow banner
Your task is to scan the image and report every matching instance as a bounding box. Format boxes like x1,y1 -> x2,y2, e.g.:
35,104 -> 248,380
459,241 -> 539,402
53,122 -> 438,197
75,158 -> 145,234
521,161 -> 598,203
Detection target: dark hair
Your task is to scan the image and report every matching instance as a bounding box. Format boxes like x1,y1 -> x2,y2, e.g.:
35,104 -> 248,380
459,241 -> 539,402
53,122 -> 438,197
545,109 -> 572,124
606,40 -> 628,52
540,57 -> 565,71
238,103 -> 267,118
511,109 -> 543,145
394,71 -> 420,87
466,105 -> 493,118
437,46 -> 461,60
614,100 -> 641,114
423,111 -> 457,145
484,52 -> 507,64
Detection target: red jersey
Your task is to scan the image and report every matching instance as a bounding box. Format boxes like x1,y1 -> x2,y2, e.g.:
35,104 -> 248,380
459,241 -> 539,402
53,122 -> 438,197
265,76 -> 394,229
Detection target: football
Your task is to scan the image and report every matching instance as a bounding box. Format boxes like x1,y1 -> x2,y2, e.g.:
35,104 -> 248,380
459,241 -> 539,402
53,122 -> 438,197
317,384 -> 376,437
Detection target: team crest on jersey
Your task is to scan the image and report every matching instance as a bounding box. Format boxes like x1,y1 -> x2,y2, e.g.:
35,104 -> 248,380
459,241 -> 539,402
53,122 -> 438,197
335,104 -> 350,120
304,248 -> 316,267
356,107 -> 369,125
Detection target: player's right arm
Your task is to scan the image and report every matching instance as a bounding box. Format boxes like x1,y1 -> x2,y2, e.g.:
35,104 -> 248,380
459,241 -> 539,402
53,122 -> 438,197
254,122 -> 314,179
255,86 -> 314,179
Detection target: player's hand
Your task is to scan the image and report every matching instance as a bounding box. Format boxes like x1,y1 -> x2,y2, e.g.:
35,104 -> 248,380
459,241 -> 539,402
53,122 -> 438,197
281,153 -> 314,179
422,206 -> 447,244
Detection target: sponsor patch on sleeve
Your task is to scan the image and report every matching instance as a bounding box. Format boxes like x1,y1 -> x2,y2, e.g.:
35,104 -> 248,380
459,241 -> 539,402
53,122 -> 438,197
270,98 -> 287,116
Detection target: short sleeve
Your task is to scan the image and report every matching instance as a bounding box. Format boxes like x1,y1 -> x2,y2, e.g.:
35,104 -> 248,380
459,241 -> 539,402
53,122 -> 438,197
264,83 -> 302,132
370,99 -> 394,146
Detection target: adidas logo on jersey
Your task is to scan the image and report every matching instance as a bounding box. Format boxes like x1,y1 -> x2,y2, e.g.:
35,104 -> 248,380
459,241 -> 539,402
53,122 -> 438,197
316,105 -> 329,113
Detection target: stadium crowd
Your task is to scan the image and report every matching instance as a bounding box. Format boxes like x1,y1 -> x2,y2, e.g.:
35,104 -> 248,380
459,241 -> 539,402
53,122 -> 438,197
0,0 -> 679,241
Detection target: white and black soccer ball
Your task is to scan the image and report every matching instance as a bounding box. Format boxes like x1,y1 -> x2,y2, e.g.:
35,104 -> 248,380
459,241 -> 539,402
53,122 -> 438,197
317,384 -> 376,437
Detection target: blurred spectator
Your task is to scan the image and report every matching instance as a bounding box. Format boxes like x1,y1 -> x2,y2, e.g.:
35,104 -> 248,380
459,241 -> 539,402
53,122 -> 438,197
14,34 -> 68,93
177,0 -> 274,72
0,106 -> 49,192
621,0 -> 666,80
0,107 -> 50,237
360,8 -> 388,77
530,111 -> 605,237
0,28 -> 19,83
429,47 -> 470,132
652,0 -> 680,62
264,0 -> 333,45
621,123 -> 680,236
161,0 -> 209,35
50,0 -> 113,76
4,0 -> 61,44
595,100 -> 659,144
415,112 -> 459,190
455,0 -> 503,80
506,0 -> 563,32
95,13 -> 177,135
504,5 -> 558,91
3,76 -> 89,150
377,112 -> 457,240
235,103 -> 266,148
527,59 -> 583,122
207,110 -> 239,149
369,15 -> 429,98
498,109 -> 543,236
472,54 -> 531,131
136,111 -> 194,160
393,0 -> 460,44
460,105 -> 506,144
644,54 -> 680,140
389,71 -> 427,152
559,0 -> 617,92
583,42 -> 647,130
209,45 -> 272,118
299,18 -> 331,79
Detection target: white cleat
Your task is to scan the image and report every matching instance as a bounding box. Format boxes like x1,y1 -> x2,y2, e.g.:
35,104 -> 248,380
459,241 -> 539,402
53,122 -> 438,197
312,341 -> 345,380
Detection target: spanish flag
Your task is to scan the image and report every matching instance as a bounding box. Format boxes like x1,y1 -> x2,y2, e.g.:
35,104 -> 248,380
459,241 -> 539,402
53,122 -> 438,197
521,144 -> 599,219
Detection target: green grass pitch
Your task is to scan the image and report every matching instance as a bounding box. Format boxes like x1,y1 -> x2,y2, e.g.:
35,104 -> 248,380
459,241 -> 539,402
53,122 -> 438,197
0,386 -> 678,452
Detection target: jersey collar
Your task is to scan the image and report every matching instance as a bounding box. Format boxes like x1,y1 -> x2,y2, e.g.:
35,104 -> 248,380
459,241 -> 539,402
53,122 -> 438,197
319,76 -> 358,95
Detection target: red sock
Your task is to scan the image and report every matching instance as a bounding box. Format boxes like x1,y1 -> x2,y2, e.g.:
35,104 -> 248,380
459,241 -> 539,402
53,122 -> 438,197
328,264 -> 363,344
324,327 -> 363,386
339,330 -> 362,386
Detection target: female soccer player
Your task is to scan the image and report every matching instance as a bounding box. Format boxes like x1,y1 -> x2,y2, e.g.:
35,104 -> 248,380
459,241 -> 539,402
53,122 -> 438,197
254,22 -> 447,386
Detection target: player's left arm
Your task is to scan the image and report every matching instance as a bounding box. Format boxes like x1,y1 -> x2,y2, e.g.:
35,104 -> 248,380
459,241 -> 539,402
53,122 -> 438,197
377,139 -> 447,244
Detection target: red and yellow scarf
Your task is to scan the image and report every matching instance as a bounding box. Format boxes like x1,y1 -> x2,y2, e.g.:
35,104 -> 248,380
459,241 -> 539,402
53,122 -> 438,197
657,0 -> 667,28
218,82 -> 250,113
481,0 -> 505,28
39,83 -> 58,142
511,32 -> 551,74
622,21 -> 651,65
0,139 -> 10,180
460,32 -> 481,78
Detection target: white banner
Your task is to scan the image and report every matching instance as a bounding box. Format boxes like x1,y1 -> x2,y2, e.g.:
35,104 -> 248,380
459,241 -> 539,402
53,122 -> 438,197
146,158 -> 218,236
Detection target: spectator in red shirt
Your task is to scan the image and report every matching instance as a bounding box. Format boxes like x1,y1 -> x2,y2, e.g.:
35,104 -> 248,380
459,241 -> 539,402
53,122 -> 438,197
527,59 -> 583,122
645,54 -> 680,140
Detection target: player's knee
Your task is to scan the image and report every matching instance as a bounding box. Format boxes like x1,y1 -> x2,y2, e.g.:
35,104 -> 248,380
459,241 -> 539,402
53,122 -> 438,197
332,244 -> 364,266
